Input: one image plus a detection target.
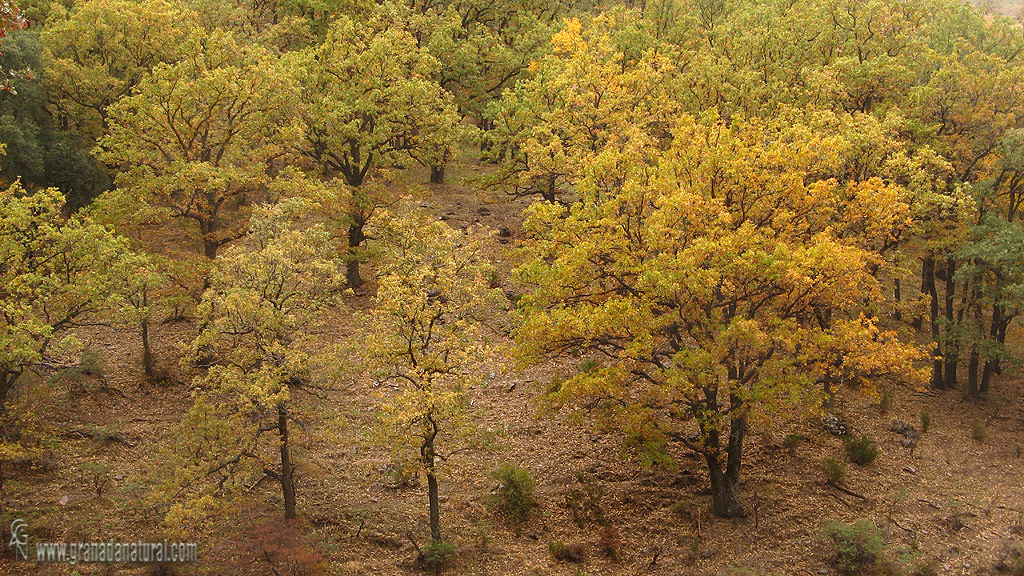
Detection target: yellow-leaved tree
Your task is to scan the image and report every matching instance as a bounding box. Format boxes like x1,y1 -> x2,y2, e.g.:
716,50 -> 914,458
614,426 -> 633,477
41,0 -> 196,142
359,210 -> 503,544
0,183 -> 132,489
163,198 -> 345,525
486,12 -> 681,203
514,116 -> 927,517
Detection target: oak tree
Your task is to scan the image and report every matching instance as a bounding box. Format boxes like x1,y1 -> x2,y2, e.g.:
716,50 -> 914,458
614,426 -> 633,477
360,210 -> 501,540
165,198 -> 344,524
514,117 -> 925,517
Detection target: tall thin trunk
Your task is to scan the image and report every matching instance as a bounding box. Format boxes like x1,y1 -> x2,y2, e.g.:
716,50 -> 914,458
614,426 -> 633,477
942,259 -> 958,389
966,302 -> 981,398
278,404 -> 297,520
422,434 -> 441,540
893,277 -> 902,322
980,305 -> 1003,395
141,286 -> 153,379
923,256 -> 943,388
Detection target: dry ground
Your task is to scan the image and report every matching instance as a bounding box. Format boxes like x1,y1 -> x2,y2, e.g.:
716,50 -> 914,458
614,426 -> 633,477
1,151 -> 1023,576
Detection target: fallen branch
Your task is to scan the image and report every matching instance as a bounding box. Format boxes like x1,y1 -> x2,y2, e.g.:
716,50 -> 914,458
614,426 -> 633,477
829,483 -> 868,500
61,428 -> 136,448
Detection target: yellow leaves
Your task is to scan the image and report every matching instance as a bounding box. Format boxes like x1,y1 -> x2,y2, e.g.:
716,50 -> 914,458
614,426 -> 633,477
551,18 -> 584,56
360,209 -> 502,465
515,102 -> 926,456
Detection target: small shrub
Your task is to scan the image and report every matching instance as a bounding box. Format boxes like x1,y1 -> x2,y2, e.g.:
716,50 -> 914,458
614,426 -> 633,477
577,358 -> 600,374
565,472 -> 606,526
244,517 -> 326,576
485,269 -> 501,289
548,540 -> 585,563
822,457 -> 847,486
920,410 -> 931,434
911,558 -> 941,576
845,435 -> 879,466
422,539 -> 457,571
879,387 -> 893,413
972,422 -> 987,442
80,462 -> 112,498
996,542 -> 1024,575
1016,444 -> 1022,459
783,434 -> 806,455
822,519 -> 887,575
488,463 -> 538,526
596,525 -> 620,560
386,462 -> 418,489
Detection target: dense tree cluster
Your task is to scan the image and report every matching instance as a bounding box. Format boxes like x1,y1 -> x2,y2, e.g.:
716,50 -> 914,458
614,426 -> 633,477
1,0 -> 1023,568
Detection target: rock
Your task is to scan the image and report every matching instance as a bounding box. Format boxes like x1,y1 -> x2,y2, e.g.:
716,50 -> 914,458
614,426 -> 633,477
900,437 -> 917,449
498,226 -> 512,237
477,207 -> 492,216
822,413 -> 850,437
888,420 -> 920,439
527,531 -> 540,540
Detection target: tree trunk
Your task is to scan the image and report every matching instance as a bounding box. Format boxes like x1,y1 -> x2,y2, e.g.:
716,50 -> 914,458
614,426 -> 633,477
942,259 -> 958,390
198,215 -> 220,260
893,277 -> 902,321
278,404 -> 297,520
0,373 -> 13,416
141,286 -> 154,379
922,256 -> 943,388
429,165 -> 445,184
347,222 -> 365,289
980,305 -> 1003,396
423,436 -> 441,540
706,452 -> 744,518
141,317 -> 153,379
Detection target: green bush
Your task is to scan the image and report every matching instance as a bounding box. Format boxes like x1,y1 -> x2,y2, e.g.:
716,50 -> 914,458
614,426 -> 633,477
488,464 -> 538,526
422,539 -> 457,571
920,410 -> 931,434
565,473 -> 607,526
845,435 -> 879,466
879,387 -> 893,413
822,519 -> 888,575
548,540 -> 585,563
783,434 -> 806,455
822,457 -> 846,486
972,422 -> 987,442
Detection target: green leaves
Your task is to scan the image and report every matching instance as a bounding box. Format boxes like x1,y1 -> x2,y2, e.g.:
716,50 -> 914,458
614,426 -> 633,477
291,12 -> 465,184
99,28 -> 296,257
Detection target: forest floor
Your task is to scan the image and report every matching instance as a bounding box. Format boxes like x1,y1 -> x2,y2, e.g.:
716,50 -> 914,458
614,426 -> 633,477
2,151 -> 1024,576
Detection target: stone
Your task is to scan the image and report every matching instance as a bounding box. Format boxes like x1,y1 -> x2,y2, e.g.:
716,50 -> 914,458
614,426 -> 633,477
822,413 -> 849,437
